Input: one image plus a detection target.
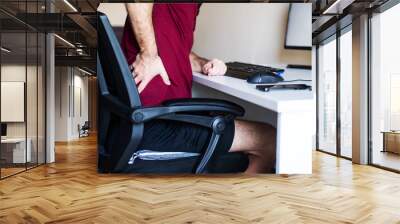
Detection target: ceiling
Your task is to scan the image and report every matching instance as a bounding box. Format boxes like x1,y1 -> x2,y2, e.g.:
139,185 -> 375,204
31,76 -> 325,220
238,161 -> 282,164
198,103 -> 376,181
0,0 -> 99,71
312,0 -> 392,44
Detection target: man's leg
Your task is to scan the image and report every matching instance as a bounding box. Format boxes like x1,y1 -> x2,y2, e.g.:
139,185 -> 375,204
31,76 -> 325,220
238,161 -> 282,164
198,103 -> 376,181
229,119 -> 276,174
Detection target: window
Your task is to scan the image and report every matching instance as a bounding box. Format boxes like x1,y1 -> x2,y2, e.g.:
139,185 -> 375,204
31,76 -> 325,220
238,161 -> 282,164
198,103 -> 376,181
316,25 -> 353,159
317,37 -> 337,155
339,29 -> 352,158
370,2 -> 400,171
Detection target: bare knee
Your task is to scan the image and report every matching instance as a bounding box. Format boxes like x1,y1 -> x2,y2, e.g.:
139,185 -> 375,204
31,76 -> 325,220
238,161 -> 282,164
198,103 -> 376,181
230,119 -> 276,152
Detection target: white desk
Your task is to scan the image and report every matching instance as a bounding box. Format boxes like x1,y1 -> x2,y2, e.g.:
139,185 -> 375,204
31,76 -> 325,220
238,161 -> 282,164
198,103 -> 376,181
1,138 -> 32,163
193,68 -> 315,174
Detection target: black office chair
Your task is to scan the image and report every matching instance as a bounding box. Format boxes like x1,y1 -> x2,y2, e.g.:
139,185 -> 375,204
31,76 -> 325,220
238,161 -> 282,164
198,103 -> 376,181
97,14 -> 248,174
78,121 -> 90,138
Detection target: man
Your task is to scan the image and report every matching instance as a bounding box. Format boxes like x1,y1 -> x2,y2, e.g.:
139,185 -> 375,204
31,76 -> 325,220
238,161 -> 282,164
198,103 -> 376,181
121,3 -> 275,173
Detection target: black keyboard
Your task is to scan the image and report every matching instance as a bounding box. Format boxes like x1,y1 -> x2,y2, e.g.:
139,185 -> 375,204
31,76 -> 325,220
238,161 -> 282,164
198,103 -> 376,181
225,62 -> 285,80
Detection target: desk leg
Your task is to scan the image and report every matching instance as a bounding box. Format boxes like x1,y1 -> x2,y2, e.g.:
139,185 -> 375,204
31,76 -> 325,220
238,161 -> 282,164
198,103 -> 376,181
275,111 -> 313,174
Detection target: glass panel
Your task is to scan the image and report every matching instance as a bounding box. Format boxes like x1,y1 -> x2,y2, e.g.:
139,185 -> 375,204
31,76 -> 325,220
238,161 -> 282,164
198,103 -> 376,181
26,0 -> 41,169
27,31 -> 38,169
1,0 -> 46,178
340,29 -> 352,158
0,9 -> 28,177
371,3 -> 400,171
318,37 -> 337,154
38,32 -> 45,165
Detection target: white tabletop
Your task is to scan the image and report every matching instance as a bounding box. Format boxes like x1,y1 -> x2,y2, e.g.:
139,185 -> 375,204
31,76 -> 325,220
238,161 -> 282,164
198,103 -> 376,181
193,67 -> 315,113
1,138 -> 28,143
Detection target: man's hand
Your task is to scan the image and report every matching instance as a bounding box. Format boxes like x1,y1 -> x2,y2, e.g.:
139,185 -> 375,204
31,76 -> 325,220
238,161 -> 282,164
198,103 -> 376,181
131,53 -> 170,93
126,3 -> 170,93
202,58 -> 227,76
189,52 -> 227,76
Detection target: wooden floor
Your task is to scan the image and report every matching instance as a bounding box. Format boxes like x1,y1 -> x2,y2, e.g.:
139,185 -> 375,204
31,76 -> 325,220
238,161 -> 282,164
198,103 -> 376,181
1,135 -> 400,224
1,167 -> 26,178
372,150 -> 400,171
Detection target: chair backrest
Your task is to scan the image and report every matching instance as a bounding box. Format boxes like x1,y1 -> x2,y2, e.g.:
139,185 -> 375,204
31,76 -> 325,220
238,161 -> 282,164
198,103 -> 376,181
97,14 -> 141,108
82,121 -> 89,129
97,14 -> 144,172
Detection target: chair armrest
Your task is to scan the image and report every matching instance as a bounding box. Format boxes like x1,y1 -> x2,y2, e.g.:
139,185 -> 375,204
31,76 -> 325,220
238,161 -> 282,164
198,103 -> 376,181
162,98 -> 245,116
131,98 -> 244,123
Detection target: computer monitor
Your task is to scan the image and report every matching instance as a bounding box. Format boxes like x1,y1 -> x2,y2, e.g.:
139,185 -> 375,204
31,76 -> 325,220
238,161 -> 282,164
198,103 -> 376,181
285,3 -> 312,50
1,123 -> 7,137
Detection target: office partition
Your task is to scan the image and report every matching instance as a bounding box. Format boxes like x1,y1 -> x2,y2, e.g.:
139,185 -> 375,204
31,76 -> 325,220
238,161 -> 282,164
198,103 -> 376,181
0,0 -> 47,179
0,30 -> 28,177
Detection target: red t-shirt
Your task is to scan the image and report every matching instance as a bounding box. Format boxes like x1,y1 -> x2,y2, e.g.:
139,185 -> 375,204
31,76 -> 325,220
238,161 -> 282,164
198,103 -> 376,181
121,3 -> 200,106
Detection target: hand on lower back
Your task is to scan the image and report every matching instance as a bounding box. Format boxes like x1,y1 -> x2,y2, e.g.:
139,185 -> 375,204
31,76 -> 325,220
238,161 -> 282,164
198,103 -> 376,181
130,53 -> 170,93
202,58 -> 227,76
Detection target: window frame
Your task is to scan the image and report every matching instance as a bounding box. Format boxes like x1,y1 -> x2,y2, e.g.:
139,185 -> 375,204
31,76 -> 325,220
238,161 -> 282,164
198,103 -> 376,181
315,24 -> 353,160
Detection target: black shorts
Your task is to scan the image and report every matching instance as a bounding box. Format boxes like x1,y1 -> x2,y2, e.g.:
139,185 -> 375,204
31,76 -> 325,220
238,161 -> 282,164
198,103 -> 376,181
141,119 -> 235,154
122,119 -> 248,173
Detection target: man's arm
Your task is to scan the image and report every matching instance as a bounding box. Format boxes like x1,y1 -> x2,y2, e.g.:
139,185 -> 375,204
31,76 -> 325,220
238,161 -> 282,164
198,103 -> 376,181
189,52 -> 227,76
189,52 -> 208,73
126,3 -> 157,58
126,3 -> 170,93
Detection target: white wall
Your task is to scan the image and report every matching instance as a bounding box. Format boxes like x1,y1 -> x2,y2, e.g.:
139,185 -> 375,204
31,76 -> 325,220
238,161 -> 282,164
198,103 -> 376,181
1,64 -> 26,81
98,3 -> 126,27
193,3 -> 311,66
54,67 -> 89,141
55,67 -> 69,141
97,3 -> 126,40
72,73 -> 89,138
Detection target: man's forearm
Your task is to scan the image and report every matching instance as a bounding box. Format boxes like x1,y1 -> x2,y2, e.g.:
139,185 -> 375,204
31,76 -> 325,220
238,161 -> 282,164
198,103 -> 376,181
189,52 -> 208,73
126,3 -> 157,58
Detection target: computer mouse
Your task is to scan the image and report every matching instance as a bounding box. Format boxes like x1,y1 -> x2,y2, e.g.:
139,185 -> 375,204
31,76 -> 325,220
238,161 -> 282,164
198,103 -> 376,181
246,72 -> 284,84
